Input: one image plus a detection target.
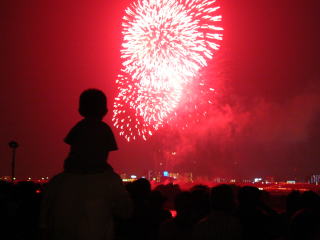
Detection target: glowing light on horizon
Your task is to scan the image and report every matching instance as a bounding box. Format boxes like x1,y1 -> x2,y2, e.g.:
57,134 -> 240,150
113,0 -> 223,141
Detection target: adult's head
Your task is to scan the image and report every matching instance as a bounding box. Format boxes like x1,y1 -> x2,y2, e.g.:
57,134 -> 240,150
79,89 -> 107,119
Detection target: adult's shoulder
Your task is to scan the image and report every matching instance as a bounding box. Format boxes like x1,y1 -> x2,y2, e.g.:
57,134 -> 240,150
47,172 -> 80,185
44,172 -> 71,192
101,169 -> 123,183
48,172 -> 67,183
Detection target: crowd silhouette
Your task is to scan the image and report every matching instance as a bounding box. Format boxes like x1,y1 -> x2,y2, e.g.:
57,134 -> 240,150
2,179 -> 320,240
1,89 -> 320,240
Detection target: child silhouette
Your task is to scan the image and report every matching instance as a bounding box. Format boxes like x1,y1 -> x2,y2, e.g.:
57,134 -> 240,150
40,89 -> 132,240
64,89 -> 118,173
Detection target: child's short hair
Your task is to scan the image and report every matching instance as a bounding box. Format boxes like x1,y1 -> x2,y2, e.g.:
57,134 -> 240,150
79,89 -> 107,118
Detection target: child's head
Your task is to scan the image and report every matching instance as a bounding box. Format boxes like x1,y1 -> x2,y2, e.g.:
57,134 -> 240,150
79,89 -> 107,119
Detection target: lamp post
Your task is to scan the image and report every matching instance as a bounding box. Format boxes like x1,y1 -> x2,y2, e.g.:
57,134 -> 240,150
8,141 -> 19,182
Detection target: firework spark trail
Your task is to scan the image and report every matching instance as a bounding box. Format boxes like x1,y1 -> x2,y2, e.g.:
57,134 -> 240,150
113,0 -> 223,141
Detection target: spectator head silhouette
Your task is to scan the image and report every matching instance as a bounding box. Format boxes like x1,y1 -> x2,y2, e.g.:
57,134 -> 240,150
290,208 -> 320,240
79,89 -> 107,119
150,190 -> 167,209
286,190 -> 301,216
301,190 -> 320,211
127,178 -> 151,200
211,184 -> 236,213
238,186 -> 260,207
190,186 -> 210,222
174,191 -> 193,216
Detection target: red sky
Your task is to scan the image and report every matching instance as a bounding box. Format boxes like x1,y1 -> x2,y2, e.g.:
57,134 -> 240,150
1,0 -> 320,180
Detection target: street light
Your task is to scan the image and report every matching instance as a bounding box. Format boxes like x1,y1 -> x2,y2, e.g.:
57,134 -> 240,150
8,141 -> 19,182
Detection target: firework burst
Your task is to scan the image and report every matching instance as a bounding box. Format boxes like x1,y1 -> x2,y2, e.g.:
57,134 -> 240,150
113,0 -> 223,141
